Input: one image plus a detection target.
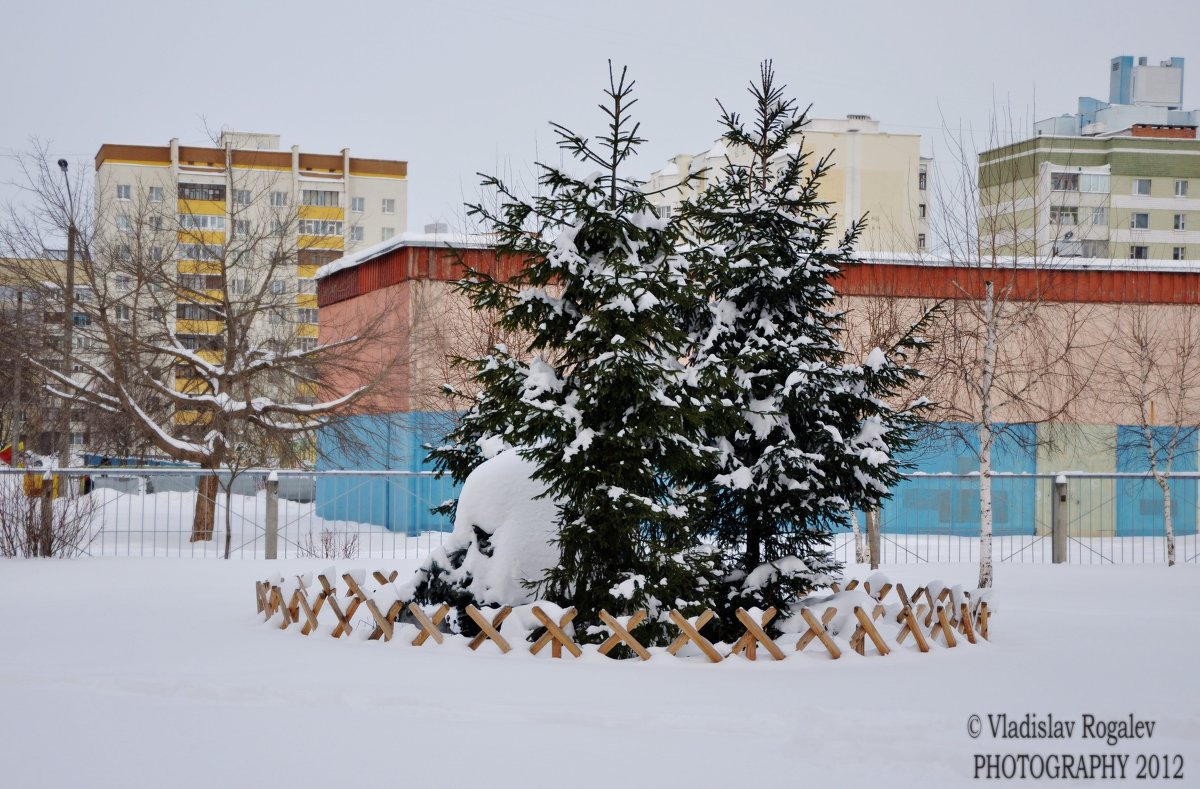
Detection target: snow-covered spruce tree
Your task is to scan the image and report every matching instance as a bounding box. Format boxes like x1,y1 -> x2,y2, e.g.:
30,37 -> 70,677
427,65 -> 720,643
683,62 -> 931,638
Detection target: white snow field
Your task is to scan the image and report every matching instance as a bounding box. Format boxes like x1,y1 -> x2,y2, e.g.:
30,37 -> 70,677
2,560 -> 1197,788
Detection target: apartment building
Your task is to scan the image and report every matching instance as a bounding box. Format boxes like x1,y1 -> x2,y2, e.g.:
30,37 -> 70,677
644,115 -> 932,254
92,132 -> 408,430
980,56 -> 1200,260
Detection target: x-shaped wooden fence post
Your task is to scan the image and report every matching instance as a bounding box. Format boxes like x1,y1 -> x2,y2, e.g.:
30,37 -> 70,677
293,576 -> 327,636
730,607 -> 786,661
408,602 -> 450,646
466,605 -> 513,653
362,586 -> 404,642
666,609 -> 722,663
318,573 -> 354,638
895,605 -> 930,653
531,607 -> 581,658
850,605 -> 891,656
795,607 -> 841,659
597,610 -> 650,661
929,605 -> 957,647
976,602 -> 990,640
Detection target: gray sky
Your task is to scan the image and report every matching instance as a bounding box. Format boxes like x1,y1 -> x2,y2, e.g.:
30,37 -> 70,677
3,0 -> 1198,231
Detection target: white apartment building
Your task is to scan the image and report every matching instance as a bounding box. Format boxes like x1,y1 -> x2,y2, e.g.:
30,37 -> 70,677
644,115 -> 931,254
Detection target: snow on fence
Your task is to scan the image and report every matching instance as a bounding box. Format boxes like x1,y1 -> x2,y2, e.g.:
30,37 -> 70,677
3,468 -> 1196,564
255,569 -> 994,662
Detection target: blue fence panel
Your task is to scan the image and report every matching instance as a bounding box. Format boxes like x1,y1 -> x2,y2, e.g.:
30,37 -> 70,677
1115,427 -> 1198,536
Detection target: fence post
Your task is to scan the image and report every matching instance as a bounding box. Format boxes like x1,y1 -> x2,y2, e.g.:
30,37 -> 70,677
265,471 -> 279,560
1052,474 -> 1068,564
866,508 -> 881,570
39,471 -> 54,557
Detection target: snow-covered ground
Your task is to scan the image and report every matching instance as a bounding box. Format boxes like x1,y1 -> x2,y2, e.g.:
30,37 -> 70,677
2,559 -> 1196,788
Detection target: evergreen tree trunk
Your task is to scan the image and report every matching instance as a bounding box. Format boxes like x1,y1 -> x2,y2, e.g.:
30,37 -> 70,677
191,473 -> 218,542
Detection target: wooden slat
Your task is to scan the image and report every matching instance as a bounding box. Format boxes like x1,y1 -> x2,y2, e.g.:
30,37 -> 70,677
409,602 -> 449,646
597,610 -> 650,661
530,607 -> 581,658
666,609 -> 722,663
796,607 -> 841,659
853,606 -> 891,656
466,605 -> 512,653
732,608 -> 785,661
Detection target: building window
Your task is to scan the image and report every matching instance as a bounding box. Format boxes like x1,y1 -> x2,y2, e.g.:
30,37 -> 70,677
918,203 -> 926,219
179,214 -> 226,231
1050,206 -> 1078,225
297,219 -> 343,236
115,275 -> 132,291
272,218 -> 287,236
114,305 -> 131,322
1079,174 -> 1110,193
178,183 -> 226,202
301,190 -> 340,207
178,243 -> 221,262
1132,178 -> 1151,196
233,189 -> 251,205
115,214 -> 132,232
297,337 -> 317,352
1174,213 -> 1186,231
1130,245 -> 1149,259
351,196 -> 365,213
296,308 -> 318,324
1080,240 -> 1108,257
233,219 -> 251,237
1130,212 -> 1149,229
381,227 -> 395,241
1176,180 -> 1189,197
297,279 -> 317,295
228,277 -> 250,296
1173,246 -> 1187,261
149,215 -> 164,231
116,184 -> 132,201
269,309 -> 286,325
918,171 -> 927,191
1091,207 -> 1108,225
917,233 -> 926,250
350,226 -> 364,242
150,246 -> 164,261
1050,173 -> 1079,191
269,280 -> 288,295
148,186 -> 164,203
178,273 -> 224,291
70,432 -> 87,447
270,191 -> 289,207
382,198 -> 395,214
176,303 -> 223,321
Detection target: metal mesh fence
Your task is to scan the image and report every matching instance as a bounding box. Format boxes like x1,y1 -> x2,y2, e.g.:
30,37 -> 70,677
3,468 -> 1195,563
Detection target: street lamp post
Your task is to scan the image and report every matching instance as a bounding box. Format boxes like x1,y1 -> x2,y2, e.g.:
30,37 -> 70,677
57,158 -> 76,470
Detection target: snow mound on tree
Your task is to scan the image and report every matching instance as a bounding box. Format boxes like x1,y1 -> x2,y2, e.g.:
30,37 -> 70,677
401,450 -> 560,606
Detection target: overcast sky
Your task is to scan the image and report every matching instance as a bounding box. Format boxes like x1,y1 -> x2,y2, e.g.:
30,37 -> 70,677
3,0 -> 1198,232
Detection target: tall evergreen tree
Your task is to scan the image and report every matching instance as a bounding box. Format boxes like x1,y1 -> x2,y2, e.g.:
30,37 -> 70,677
429,65 -> 719,642
684,62 -> 932,636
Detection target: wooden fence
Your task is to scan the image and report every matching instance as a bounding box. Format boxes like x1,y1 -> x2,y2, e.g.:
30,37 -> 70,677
255,570 -> 992,662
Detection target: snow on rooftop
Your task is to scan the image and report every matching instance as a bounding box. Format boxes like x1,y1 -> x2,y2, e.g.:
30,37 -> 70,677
315,231 -> 495,279
853,250 -> 1200,274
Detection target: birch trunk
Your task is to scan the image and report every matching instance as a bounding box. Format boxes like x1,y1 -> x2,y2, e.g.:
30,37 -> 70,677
978,280 -> 997,589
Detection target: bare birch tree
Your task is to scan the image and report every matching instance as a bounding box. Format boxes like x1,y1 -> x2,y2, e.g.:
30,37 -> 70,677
2,142 -> 408,546
1102,303 -> 1200,566
930,117 -> 1101,587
